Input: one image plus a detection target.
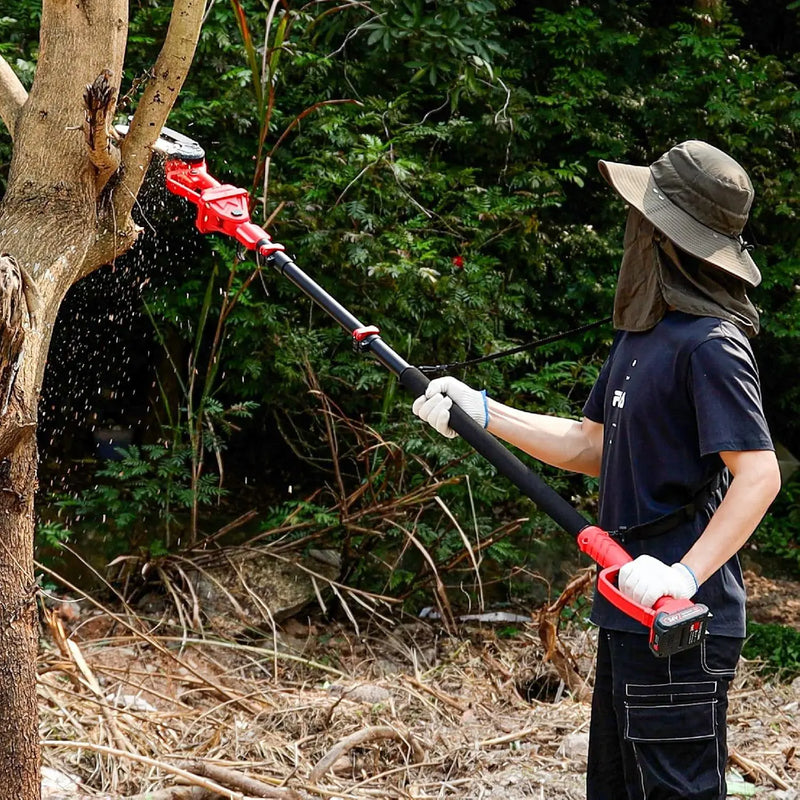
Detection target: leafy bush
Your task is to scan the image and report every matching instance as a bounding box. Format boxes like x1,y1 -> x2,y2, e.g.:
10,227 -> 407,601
41,443 -> 228,558
743,621 -> 800,677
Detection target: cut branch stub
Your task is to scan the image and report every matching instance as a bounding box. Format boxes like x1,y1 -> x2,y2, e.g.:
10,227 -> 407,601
83,69 -> 121,187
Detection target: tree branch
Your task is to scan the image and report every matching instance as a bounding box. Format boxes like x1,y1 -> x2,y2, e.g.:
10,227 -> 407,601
0,56 -> 27,140
113,0 -> 205,220
81,0 -> 204,277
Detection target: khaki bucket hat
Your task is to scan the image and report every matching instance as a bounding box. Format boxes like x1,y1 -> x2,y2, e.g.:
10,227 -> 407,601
598,140 -> 761,286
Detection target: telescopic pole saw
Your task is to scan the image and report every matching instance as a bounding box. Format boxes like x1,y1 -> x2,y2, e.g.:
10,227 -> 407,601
138,125 -> 710,658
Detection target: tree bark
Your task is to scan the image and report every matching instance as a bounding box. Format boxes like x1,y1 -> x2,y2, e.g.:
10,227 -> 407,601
0,2 -> 204,797
0,432 -> 39,799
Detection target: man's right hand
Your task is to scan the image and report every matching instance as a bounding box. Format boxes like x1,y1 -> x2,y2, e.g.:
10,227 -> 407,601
412,376 -> 488,439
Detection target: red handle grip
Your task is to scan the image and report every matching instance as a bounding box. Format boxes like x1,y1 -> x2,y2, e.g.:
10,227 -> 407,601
577,526 -> 709,656
577,526 -> 658,626
596,565 -> 691,625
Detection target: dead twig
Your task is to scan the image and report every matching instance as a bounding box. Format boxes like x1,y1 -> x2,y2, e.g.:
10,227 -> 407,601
401,675 -> 468,713
729,749 -> 791,791
37,560 -> 262,713
180,760 -> 303,799
473,726 -> 545,748
537,567 -> 594,702
48,790 -> 264,800
385,518 -> 457,633
155,636 -> 347,679
192,509 -> 260,550
309,725 -> 425,784
125,789 -> 218,800
38,610 -> 797,799
45,609 -> 135,768
42,740 -> 254,799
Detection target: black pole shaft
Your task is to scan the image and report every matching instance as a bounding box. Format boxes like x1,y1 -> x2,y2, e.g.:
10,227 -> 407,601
267,250 -> 590,536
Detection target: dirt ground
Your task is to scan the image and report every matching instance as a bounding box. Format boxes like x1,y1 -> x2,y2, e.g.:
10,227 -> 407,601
743,569 -> 800,630
37,567 -> 800,800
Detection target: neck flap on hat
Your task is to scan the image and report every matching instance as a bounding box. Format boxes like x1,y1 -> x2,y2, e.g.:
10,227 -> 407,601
613,209 -> 760,337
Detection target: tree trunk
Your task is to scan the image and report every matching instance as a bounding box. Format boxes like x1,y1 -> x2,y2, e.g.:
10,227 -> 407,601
0,1 -> 204,797
0,432 -> 39,799
0,4 -> 126,795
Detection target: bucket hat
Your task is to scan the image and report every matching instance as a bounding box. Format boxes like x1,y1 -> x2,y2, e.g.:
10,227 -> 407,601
598,140 -> 760,286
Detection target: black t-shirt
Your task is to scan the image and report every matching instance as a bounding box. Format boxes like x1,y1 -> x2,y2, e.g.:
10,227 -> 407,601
582,312 -> 773,635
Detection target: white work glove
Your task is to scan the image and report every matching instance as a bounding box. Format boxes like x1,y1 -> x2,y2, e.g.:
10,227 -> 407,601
412,376 -> 488,439
618,555 -> 699,608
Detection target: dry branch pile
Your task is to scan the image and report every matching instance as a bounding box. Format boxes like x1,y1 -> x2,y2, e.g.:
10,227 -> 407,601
37,596 -> 799,800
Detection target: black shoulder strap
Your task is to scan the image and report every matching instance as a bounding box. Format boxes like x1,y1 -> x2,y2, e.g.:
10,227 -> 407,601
610,470 -> 725,544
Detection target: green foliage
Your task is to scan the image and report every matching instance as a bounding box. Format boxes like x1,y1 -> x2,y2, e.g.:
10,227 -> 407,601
143,255 -> 262,545
362,0 -> 506,89
743,621 -> 800,677
0,3 -> 39,90
45,444 -> 228,557
36,520 -> 73,551
258,498 -> 341,531
140,1 -> 616,466
151,0 -> 800,439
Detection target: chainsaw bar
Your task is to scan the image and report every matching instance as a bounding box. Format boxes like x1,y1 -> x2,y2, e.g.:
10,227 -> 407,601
114,122 -> 206,163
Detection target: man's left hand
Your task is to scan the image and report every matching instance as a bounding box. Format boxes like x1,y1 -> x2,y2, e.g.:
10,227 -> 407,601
618,555 -> 698,608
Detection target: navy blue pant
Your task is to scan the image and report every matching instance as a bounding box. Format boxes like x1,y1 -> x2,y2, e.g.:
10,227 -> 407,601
587,630 -> 742,800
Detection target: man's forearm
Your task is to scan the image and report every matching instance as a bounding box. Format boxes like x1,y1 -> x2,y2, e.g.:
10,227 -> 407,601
682,450 -> 781,585
486,399 -> 603,477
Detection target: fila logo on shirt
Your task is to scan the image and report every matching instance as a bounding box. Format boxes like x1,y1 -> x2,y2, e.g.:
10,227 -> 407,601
612,390 -> 626,408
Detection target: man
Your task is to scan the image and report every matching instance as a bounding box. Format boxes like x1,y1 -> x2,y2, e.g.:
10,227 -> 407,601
412,141 -> 781,800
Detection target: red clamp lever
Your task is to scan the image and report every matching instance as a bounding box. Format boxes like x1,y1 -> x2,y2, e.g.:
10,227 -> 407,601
577,525 -> 709,657
352,325 -> 381,352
